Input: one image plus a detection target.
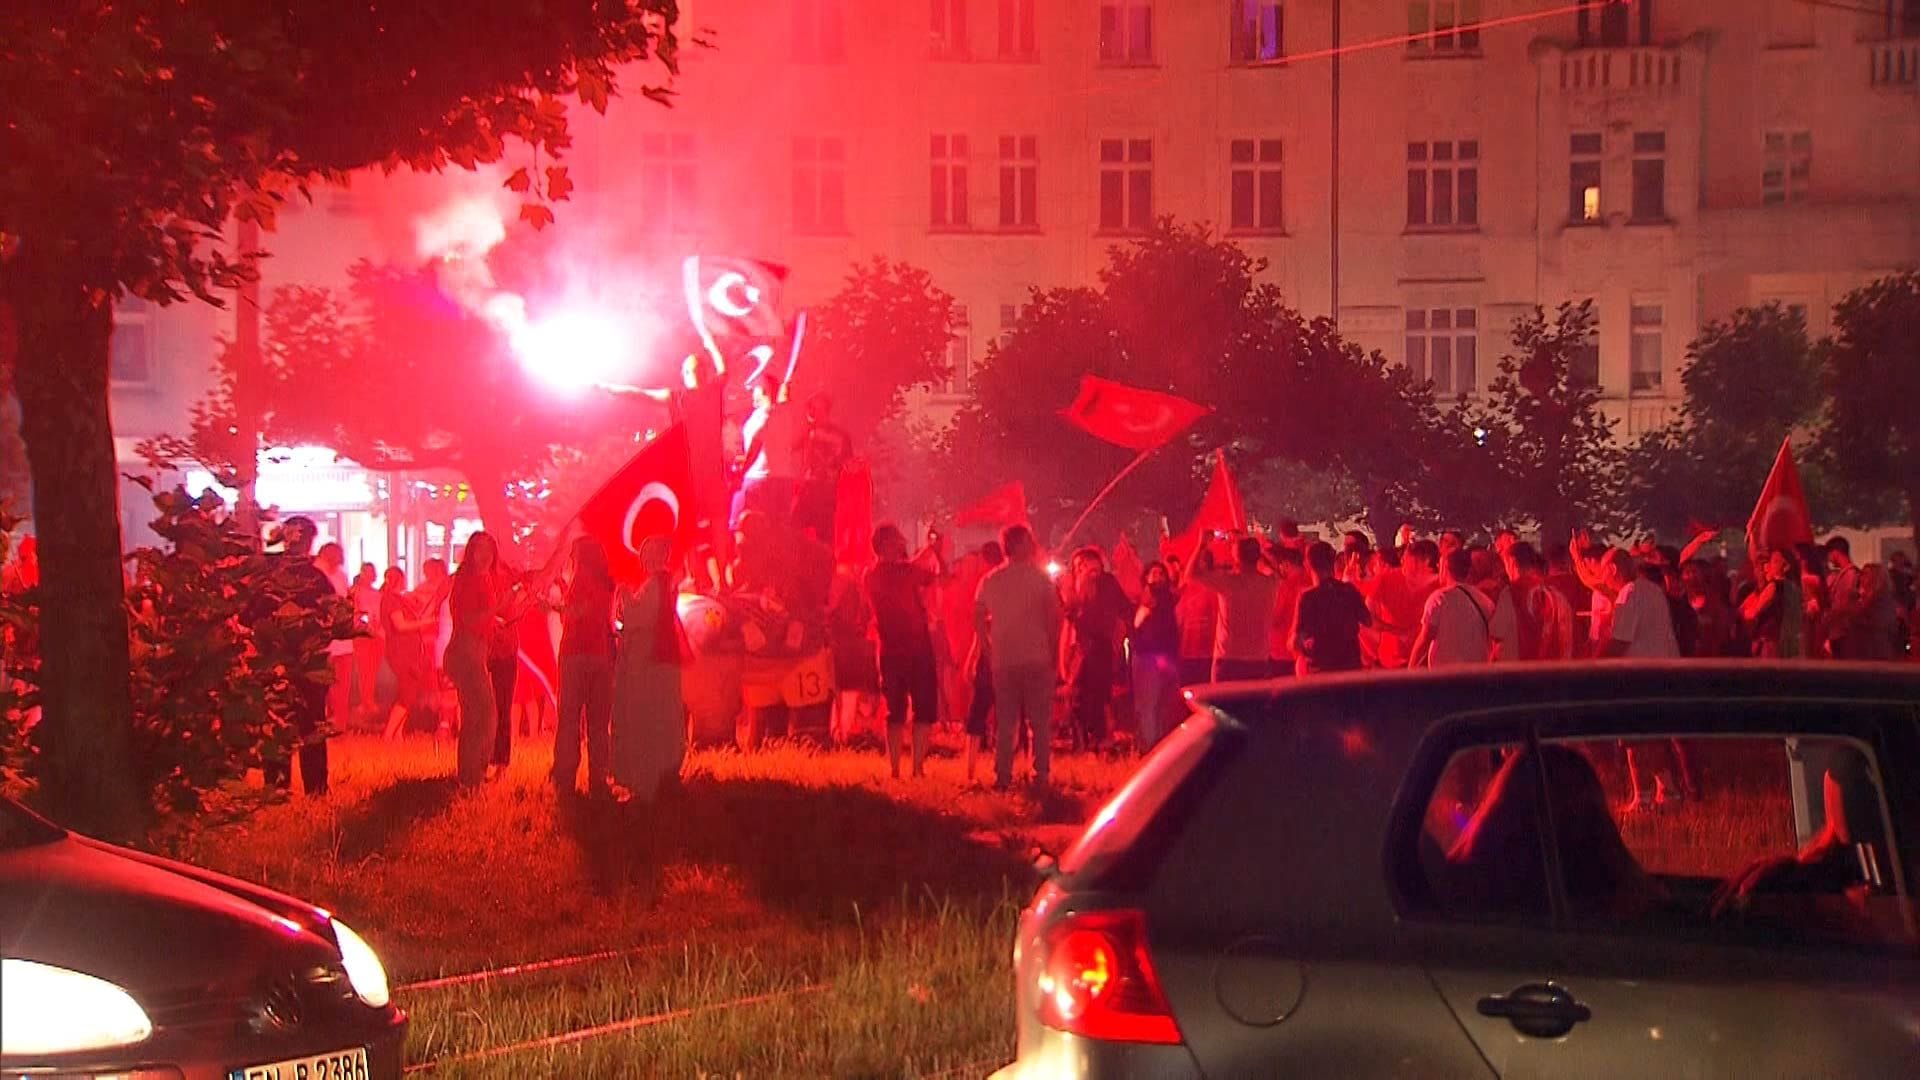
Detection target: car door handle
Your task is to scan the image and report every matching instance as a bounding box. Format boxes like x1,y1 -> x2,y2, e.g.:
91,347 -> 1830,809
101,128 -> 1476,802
1476,982 -> 1592,1039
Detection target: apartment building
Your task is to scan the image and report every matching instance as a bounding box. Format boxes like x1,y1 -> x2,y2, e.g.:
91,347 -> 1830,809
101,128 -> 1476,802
110,0 -> 1920,550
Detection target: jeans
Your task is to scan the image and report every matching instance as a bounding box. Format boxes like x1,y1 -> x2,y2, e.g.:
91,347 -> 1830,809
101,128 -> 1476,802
489,655 -> 518,767
446,638 -> 494,786
881,649 -> 939,728
552,653 -> 614,793
993,663 -> 1055,788
1131,651 -> 1180,753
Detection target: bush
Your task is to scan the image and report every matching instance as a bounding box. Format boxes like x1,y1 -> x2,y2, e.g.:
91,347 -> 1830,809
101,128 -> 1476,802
0,483 -> 351,815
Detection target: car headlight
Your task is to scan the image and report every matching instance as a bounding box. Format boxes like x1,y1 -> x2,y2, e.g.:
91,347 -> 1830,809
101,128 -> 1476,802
330,920 -> 390,1009
0,958 -> 153,1056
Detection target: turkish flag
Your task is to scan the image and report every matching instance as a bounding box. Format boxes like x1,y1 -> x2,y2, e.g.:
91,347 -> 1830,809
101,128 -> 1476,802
517,608 -> 559,709
834,457 -> 875,569
682,255 -> 789,350
1164,452 -> 1248,561
1111,533 -> 1146,602
577,424 -> 698,586
1746,436 -> 1815,566
955,481 -> 1030,528
1060,375 -> 1210,451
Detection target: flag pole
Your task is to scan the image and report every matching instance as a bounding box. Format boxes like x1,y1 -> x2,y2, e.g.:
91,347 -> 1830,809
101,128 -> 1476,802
1057,446 -> 1158,551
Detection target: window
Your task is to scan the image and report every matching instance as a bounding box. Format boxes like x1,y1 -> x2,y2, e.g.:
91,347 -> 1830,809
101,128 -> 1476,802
930,134 -> 971,229
1406,140 -> 1479,229
1098,138 -> 1153,232
793,0 -> 846,62
1229,139 -> 1284,233
1572,321 -> 1600,387
998,0 -> 1037,58
1099,1 -> 1153,64
1577,0 -> 1633,46
1403,727 -> 1905,947
1408,0 -> 1481,53
1630,304 -> 1663,394
1000,302 -> 1020,343
931,0 -> 969,57
1763,131 -> 1812,205
1631,131 -> 1666,222
792,136 -> 847,233
1404,308 -> 1479,396
1569,132 -> 1603,223
638,134 -> 697,233
1231,0 -> 1285,63
999,136 -> 1038,229
943,306 -> 972,395
110,300 -> 153,386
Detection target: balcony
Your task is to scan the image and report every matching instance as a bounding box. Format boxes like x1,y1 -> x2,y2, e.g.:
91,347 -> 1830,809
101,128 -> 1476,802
1558,45 -> 1686,94
1870,41 -> 1919,89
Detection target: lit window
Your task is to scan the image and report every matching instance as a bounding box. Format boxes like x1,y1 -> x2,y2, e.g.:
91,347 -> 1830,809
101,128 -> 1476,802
1099,1 -> 1153,65
1408,0 -> 1481,53
1098,138 -> 1153,233
1762,130 -> 1812,205
1231,0 -> 1285,63
998,0 -> 1037,59
1405,307 -> 1479,397
931,0 -> 969,58
1630,303 -> 1663,394
1229,139 -> 1284,233
1631,130 -> 1666,221
793,0 -> 847,62
638,133 -> 697,233
930,134 -> 971,229
1569,132 -> 1602,222
1407,139 -> 1479,229
111,299 -> 153,386
793,136 -> 847,233
998,136 -> 1038,229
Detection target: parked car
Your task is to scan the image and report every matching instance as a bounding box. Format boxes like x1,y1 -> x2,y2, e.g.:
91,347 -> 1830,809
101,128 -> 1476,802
994,662 -> 1920,1079
0,797 -> 406,1079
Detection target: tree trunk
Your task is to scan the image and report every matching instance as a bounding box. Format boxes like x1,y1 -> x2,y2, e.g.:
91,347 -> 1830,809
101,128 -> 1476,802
462,460 -> 524,567
6,267 -> 146,838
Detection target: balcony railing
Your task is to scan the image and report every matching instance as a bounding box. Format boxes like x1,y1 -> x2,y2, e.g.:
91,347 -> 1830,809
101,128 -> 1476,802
1870,41 -> 1919,89
1559,45 -> 1686,93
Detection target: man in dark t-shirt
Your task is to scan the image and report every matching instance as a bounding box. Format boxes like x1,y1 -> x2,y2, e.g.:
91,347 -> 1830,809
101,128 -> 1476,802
1290,541 -> 1372,676
864,524 -> 945,778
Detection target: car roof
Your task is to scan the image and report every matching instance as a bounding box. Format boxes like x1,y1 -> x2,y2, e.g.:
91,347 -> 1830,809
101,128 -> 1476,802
1186,661 -> 1920,716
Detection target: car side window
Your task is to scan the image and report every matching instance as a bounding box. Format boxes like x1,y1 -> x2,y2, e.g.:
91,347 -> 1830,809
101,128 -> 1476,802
1399,738 -> 1553,923
1541,732 -> 1911,948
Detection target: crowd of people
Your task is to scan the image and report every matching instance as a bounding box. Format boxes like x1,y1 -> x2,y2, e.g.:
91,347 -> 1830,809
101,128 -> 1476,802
823,517 -> 1919,794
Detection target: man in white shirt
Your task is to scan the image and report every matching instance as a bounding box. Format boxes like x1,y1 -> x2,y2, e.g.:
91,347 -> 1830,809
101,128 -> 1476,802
733,373 -> 799,528
974,524 -> 1063,791
1601,550 -> 1681,659
1406,550 -> 1494,667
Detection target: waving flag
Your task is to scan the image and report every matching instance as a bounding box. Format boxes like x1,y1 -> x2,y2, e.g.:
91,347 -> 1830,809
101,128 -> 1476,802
955,481 -> 1030,529
1111,533 -> 1146,602
577,425 -> 698,585
683,255 -> 789,365
1747,437 -> 1815,566
1061,376 -> 1210,451
1164,452 -> 1248,561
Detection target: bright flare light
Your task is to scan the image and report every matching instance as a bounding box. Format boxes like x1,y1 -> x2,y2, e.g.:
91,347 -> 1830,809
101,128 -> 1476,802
511,310 -> 631,397
331,920 -> 391,1009
0,959 -> 153,1056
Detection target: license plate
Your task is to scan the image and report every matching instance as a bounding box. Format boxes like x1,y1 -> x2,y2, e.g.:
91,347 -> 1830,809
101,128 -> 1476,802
230,1047 -> 369,1080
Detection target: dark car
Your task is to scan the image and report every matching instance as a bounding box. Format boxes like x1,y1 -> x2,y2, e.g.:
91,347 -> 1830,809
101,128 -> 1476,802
0,797 -> 405,1079
995,662 -> 1920,1079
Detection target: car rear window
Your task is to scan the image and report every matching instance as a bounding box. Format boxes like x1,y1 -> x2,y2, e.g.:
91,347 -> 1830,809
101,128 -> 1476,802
1060,708 -> 1240,890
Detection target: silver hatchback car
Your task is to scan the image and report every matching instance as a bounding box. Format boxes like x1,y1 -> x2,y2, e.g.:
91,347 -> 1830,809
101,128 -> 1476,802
994,662 -> 1920,1079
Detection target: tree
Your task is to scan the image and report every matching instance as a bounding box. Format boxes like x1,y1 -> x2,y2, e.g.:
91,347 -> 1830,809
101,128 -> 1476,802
0,2 -> 678,837
1815,270 -> 1920,547
1469,302 -> 1625,543
807,258 -> 958,442
1623,304 -> 1822,538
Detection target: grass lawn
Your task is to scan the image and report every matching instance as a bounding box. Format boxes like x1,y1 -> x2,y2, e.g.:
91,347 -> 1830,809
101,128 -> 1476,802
156,734 -> 1135,1078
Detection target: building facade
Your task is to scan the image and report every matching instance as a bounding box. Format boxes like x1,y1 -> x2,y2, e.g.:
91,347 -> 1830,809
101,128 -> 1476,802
112,0 -> 1920,554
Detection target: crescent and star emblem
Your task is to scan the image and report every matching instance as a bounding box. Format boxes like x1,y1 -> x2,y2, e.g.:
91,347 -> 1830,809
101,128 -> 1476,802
621,481 -> 681,555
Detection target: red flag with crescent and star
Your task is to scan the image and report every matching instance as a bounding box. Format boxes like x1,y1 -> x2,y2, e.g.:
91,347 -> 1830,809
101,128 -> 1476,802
954,481 -> 1030,529
1164,451 -> 1248,561
1746,436 -> 1815,566
682,255 -> 789,351
1060,375 -> 1210,452
577,424 -> 698,586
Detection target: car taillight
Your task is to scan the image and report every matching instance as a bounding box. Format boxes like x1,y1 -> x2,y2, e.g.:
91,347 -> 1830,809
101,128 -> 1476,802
1035,908 -> 1182,1045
